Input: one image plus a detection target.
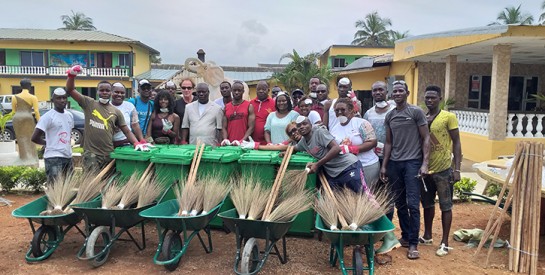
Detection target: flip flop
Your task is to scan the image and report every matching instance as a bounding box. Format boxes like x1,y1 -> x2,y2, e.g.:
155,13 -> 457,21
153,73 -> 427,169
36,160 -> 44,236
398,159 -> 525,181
419,236 -> 433,246
407,248 -> 420,260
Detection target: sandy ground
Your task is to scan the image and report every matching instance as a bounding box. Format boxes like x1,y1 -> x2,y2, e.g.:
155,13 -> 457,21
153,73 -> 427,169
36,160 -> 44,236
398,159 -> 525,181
1,193 -> 543,275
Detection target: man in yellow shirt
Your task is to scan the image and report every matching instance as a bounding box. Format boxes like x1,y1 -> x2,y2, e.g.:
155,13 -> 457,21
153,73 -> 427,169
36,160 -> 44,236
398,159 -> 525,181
420,85 -> 462,257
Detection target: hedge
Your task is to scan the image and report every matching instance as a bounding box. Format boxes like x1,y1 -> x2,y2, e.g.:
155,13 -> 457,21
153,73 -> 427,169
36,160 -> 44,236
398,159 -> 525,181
0,166 -> 46,192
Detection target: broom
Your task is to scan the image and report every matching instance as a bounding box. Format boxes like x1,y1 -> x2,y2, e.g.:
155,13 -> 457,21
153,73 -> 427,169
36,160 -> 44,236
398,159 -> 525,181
176,181 -> 200,216
336,187 -> 392,231
201,176 -> 231,215
41,173 -> 79,216
136,175 -> 165,208
230,177 -> 254,219
101,180 -> 124,209
190,183 -> 205,216
66,169 -> 109,213
319,172 -> 349,229
247,182 -> 270,220
266,189 -> 313,222
262,145 -> 294,221
116,172 -> 142,209
314,190 -> 339,230
279,169 -> 308,200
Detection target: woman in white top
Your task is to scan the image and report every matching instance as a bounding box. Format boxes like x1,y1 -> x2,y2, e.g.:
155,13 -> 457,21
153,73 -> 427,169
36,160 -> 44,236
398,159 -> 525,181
329,98 -> 379,188
264,92 -> 299,144
297,96 -> 322,125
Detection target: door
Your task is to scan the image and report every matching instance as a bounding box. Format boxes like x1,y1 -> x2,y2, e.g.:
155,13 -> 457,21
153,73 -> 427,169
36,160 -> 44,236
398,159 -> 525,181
96,53 -> 112,68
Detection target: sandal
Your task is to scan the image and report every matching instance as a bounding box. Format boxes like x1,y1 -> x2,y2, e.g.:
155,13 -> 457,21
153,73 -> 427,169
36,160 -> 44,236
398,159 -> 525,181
407,248 -> 420,260
436,243 -> 453,257
418,236 -> 433,246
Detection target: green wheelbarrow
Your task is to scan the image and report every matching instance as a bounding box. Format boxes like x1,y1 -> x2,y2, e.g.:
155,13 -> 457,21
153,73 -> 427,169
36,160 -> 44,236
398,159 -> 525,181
139,197 -> 226,271
315,215 -> 395,275
219,208 -> 295,275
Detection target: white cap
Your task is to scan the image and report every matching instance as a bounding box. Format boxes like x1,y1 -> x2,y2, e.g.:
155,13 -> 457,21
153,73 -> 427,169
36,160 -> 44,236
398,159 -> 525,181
295,115 -> 307,124
338,77 -> 351,85
139,79 -> 151,86
112,82 -> 124,88
303,99 -> 313,105
53,88 -> 66,96
166,80 -> 176,87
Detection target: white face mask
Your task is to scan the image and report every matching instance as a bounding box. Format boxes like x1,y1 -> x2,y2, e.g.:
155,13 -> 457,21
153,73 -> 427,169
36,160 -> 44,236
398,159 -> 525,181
309,92 -> 317,98
338,115 -> 348,124
375,101 -> 388,108
160,108 -> 169,113
98,98 -> 110,104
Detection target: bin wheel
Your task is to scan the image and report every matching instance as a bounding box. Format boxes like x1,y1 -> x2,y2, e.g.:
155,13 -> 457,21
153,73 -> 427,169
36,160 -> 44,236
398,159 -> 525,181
31,225 -> 57,258
353,246 -> 364,275
161,231 -> 183,271
241,237 -> 259,274
86,226 -> 111,267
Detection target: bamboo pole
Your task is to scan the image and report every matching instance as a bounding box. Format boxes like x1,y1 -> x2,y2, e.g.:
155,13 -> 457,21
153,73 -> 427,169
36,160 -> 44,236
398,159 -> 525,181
262,146 -> 293,221
520,143 -> 535,272
530,143 -> 543,275
513,143 -> 530,271
319,172 -> 349,229
188,144 -> 205,186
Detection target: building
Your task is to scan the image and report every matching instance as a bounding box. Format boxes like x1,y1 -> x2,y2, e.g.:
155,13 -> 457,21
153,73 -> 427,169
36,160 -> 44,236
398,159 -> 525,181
0,28 -> 158,109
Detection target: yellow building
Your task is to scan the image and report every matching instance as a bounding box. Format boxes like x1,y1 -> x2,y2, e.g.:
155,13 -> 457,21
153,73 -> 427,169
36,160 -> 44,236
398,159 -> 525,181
0,28 -> 158,109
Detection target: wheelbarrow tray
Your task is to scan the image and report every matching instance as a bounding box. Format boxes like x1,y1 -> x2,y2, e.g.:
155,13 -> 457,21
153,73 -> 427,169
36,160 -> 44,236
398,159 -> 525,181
219,208 -> 295,241
315,215 -> 394,246
12,195 -> 82,226
71,199 -> 153,228
139,199 -> 224,231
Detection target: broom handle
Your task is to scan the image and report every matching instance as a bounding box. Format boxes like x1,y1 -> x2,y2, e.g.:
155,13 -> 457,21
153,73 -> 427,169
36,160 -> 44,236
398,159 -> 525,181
189,144 -> 205,186
139,163 -> 155,185
90,159 -> 116,184
187,140 -> 202,182
319,172 -> 349,228
262,146 -> 293,220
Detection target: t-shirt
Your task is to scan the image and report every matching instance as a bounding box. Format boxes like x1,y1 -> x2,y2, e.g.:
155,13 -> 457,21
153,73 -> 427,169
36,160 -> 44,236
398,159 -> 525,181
428,110 -> 459,173
295,126 -> 359,177
308,110 -> 322,124
80,96 -> 126,157
182,101 -> 223,145
112,101 -> 139,142
328,98 -> 362,129
264,110 -> 299,144
35,109 -> 74,159
128,96 -> 153,135
384,104 -> 427,161
214,97 -> 231,110
225,100 -> 250,141
173,97 -> 197,132
363,104 -> 396,145
250,97 -> 275,145
330,117 -> 379,167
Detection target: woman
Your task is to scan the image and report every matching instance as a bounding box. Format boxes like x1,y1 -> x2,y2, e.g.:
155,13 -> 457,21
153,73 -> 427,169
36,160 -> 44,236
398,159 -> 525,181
264,92 -> 299,144
297,96 -> 322,124
146,90 -> 180,144
330,98 -> 379,188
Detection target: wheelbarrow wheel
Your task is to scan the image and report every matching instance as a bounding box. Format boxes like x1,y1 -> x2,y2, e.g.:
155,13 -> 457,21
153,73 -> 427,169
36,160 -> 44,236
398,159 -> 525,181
31,225 -> 57,258
241,238 -> 259,274
86,226 -> 111,267
353,246 -> 364,275
161,231 -> 183,271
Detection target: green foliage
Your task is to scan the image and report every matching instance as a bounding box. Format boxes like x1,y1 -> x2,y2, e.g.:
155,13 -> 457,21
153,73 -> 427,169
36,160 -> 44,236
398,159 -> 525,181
488,4 -> 534,25
351,12 -> 409,46
59,10 -> 96,31
485,182 -> 509,199
0,111 -> 13,141
0,166 -> 25,192
72,146 -> 84,154
454,177 -> 478,202
20,167 -> 47,192
0,166 -> 46,192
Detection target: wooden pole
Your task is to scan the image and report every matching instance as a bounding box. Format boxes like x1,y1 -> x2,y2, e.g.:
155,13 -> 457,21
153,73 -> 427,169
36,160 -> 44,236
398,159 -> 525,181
530,143 -> 543,275
188,144 -> 205,186
187,140 -> 202,183
262,146 -> 293,221
513,143 -> 530,271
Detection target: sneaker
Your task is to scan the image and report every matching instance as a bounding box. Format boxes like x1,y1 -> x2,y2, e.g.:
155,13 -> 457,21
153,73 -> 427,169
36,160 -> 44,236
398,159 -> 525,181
436,243 -> 453,257
419,236 -> 433,246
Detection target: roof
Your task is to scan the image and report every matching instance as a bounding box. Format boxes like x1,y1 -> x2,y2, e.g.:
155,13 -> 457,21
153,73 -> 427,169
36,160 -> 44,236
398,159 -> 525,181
150,64 -> 280,82
396,25 -> 509,43
135,69 -> 179,81
223,71 -> 274,82
0,28 -> 159,54
332,54 -> 393,73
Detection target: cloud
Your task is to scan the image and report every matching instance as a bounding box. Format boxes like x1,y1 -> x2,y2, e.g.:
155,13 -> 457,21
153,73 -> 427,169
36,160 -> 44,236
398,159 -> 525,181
241,19 -> 268,35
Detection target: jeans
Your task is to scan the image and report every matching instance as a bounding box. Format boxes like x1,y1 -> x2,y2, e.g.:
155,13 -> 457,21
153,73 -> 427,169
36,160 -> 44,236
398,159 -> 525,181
387,159 -> 422,246
44,157 -> 73,183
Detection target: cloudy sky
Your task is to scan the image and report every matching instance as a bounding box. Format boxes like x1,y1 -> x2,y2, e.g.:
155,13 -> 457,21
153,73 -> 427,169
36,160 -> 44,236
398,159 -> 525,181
2,0 -> 543,66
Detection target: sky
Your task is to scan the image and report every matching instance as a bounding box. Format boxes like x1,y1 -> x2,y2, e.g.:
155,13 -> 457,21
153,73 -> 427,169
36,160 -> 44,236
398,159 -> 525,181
2,0 -> 544,66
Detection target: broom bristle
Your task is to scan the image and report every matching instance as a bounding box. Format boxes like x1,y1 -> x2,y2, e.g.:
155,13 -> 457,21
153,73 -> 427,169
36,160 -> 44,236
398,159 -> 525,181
189,183 -> 205,216
117,173 -> 142,209
174,182 -> 185,216
230,176 -> 255,219
314,190 -> 339,230
280,170 -> 308,200
137,176 -> 164,208
101,180 -> 124,209
42,172 -> 79,215
71,168 -> 108,205
202,176 -> 231,214
176,181 -> 199,216
266,189 -> 313,222
336,187 -> 392,230
247,182 -> 270,220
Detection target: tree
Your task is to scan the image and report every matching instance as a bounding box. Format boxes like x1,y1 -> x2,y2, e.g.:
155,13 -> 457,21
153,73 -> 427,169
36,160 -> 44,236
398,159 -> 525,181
151,54 -> 162,64
272,49 -> 337,93
540,0 -> 545,24
387,30 -> 410,46
59,10 -> 96,31
351,12 -> 392,46
488,4 -> 534,25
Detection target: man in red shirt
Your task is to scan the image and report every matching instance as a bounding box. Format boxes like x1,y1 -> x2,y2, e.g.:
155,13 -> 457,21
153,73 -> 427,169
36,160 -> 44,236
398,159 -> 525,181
222,81 -> 255,144
250,81 -> 275,144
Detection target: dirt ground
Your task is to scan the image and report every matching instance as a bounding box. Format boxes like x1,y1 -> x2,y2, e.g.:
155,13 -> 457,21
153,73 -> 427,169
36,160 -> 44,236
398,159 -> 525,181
1,193 -> 544,275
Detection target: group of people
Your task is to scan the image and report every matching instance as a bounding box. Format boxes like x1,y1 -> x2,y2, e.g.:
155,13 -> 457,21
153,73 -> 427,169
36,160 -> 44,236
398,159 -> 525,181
33,65 -> 462,263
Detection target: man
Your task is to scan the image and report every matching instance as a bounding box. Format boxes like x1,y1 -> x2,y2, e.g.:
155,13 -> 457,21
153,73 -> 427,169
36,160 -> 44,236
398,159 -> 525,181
291,89 -> 304,107
31,88 -> 73,183
65,65 -> 147,171
313,84 -> 329,120
420,85 -> 462,257
214,81 -> 232,110
308,77 -> 320,100
250,81 -> 275,145
380,80 -> 430,260
271,86 -> 281,99
111,82 -> 144,147
221,81 -> 255,144
174,78 -> 197,143
181,83 -> 223,145
128,79 -> 154,135
324,77 -> 362,129
165,80 -> 179,100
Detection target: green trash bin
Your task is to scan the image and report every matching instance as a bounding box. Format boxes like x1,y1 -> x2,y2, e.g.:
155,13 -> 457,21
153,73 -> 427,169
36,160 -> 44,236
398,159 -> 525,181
110,146 -> 158,178
238,150 -> 281,187
285,152 -> 317,236
150,147 -> 195,201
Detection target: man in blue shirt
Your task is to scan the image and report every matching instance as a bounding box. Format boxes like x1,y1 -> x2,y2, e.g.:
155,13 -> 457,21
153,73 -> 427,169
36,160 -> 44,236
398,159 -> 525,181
128,79 -> 154,135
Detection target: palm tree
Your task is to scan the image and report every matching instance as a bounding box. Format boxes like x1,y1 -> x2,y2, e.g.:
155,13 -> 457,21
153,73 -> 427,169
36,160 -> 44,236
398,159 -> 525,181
273,50 -> 337,92
59,10 -> 96,31
387,30 -> 410,46
488,5 -> 534,25
351,12 -> 392,46
540,0 -> 545,24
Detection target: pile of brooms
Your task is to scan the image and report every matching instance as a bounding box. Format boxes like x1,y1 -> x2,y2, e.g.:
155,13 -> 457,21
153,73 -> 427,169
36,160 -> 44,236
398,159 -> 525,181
231,146 -> 312,222
474,141 -> 542,275
314,172 -> 392,231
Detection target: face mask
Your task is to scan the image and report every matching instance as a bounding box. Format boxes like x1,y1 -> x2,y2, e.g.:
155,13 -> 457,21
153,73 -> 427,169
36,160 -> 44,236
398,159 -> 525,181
338,115 -> 348,124
98,98 -> 110,104
309,92 -> 317,98
160,108 -> 169,113
375,101 -> 388,108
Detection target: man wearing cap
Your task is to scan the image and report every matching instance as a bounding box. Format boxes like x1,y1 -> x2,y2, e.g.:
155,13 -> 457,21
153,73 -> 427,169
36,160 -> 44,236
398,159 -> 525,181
291,89 -> 304,108
214,81 -> 232,110
165,81 -> 180,100
65,65 -> 149,171
221,81 -> 255,145
250,81 -> 275,145
181,83 -> 223,145
324,77 -> 362,129
271,86 -> 282,100
111,82 -> 144,147
128,79 -> 154,135
31,88 -> 73,183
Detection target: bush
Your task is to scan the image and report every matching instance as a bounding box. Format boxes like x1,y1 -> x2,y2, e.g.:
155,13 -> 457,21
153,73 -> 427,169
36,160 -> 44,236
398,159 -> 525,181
0,166 -> 25,192
20,167 -> 47,192
454,177 -> 478,202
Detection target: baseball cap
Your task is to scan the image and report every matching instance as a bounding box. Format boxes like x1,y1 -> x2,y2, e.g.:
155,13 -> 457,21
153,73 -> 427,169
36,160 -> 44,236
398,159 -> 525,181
338,77 -> 351,85
139,79 -> 151,87
291,89 -> 304,96
272,86 -> 282,92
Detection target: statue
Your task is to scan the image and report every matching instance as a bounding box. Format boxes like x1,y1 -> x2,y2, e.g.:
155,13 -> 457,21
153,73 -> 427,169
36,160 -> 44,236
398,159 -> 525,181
12,78 -> 40,166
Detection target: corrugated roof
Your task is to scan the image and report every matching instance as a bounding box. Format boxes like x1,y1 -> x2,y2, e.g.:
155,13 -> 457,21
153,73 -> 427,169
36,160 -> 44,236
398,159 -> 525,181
135,69 -> 179,81
224,71 -> 273,82
396,25 -> 509,43
0,28 -> 159,54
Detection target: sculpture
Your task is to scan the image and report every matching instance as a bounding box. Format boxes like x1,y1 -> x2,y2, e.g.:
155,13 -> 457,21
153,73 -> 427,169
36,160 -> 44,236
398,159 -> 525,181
12,79 -> 40,166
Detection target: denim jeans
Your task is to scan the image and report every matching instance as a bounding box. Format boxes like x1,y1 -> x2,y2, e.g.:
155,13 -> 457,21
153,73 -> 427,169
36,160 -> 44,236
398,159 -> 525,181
44,157 -> 73,183
387,159 -> 422,246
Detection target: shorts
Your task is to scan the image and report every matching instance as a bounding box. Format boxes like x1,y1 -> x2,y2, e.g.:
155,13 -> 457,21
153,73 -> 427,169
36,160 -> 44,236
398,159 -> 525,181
421,168 -> 454,211
325,161 -> 366,193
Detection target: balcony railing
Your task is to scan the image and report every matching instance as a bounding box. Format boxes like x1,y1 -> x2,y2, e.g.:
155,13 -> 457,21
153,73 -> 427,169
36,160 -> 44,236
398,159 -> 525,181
452,109 -> 545,138
0,65 -> 129,77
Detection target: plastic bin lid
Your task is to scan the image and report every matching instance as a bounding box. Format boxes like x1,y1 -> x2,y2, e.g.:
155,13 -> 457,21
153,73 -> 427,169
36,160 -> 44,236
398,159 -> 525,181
288,153 -> 317,166
238,150 -> 281,164
200,150 -> 240,163
110,146 -> 157,161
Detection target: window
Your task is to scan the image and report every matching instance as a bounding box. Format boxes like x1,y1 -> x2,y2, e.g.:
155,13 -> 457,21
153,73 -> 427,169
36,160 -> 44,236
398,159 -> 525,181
333,58 -> 346,68
0,50 -> 5,66
119,53 -> 130,67
20,51 -> 44,66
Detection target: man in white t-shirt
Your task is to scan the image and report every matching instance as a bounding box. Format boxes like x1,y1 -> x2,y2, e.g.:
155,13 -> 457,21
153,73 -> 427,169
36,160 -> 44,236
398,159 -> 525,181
31,88 -> 74,183
111,82 -> 144,147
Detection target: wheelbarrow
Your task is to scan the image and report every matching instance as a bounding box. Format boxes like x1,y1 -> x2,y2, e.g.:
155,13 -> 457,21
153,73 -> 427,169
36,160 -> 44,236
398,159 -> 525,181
139,197 -> 226,271
219,208 -> 296,275
315,214 -> 395,275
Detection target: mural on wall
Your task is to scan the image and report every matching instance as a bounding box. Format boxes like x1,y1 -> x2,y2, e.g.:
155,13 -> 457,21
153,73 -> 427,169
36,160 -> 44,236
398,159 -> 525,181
50,53 -> 95,67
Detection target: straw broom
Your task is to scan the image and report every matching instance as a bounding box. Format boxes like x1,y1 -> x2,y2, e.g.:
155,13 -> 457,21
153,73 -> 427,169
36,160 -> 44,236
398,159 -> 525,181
189,183 -> 205,216
230,177 -> 254,219
136,175 -> 165,208
176,181 -> 200,216
247,182 -> 270,220
319,172 -> 349,229
266,189 -> 312,222
339,187 -> 393,231
279,169 -> 309,201
262,146 -> 294,221
314,190 -> 339,230
101,180 -> 124,209
40,173 -> 79,216
66,169 -> 109,213
201,176 -> 231,215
